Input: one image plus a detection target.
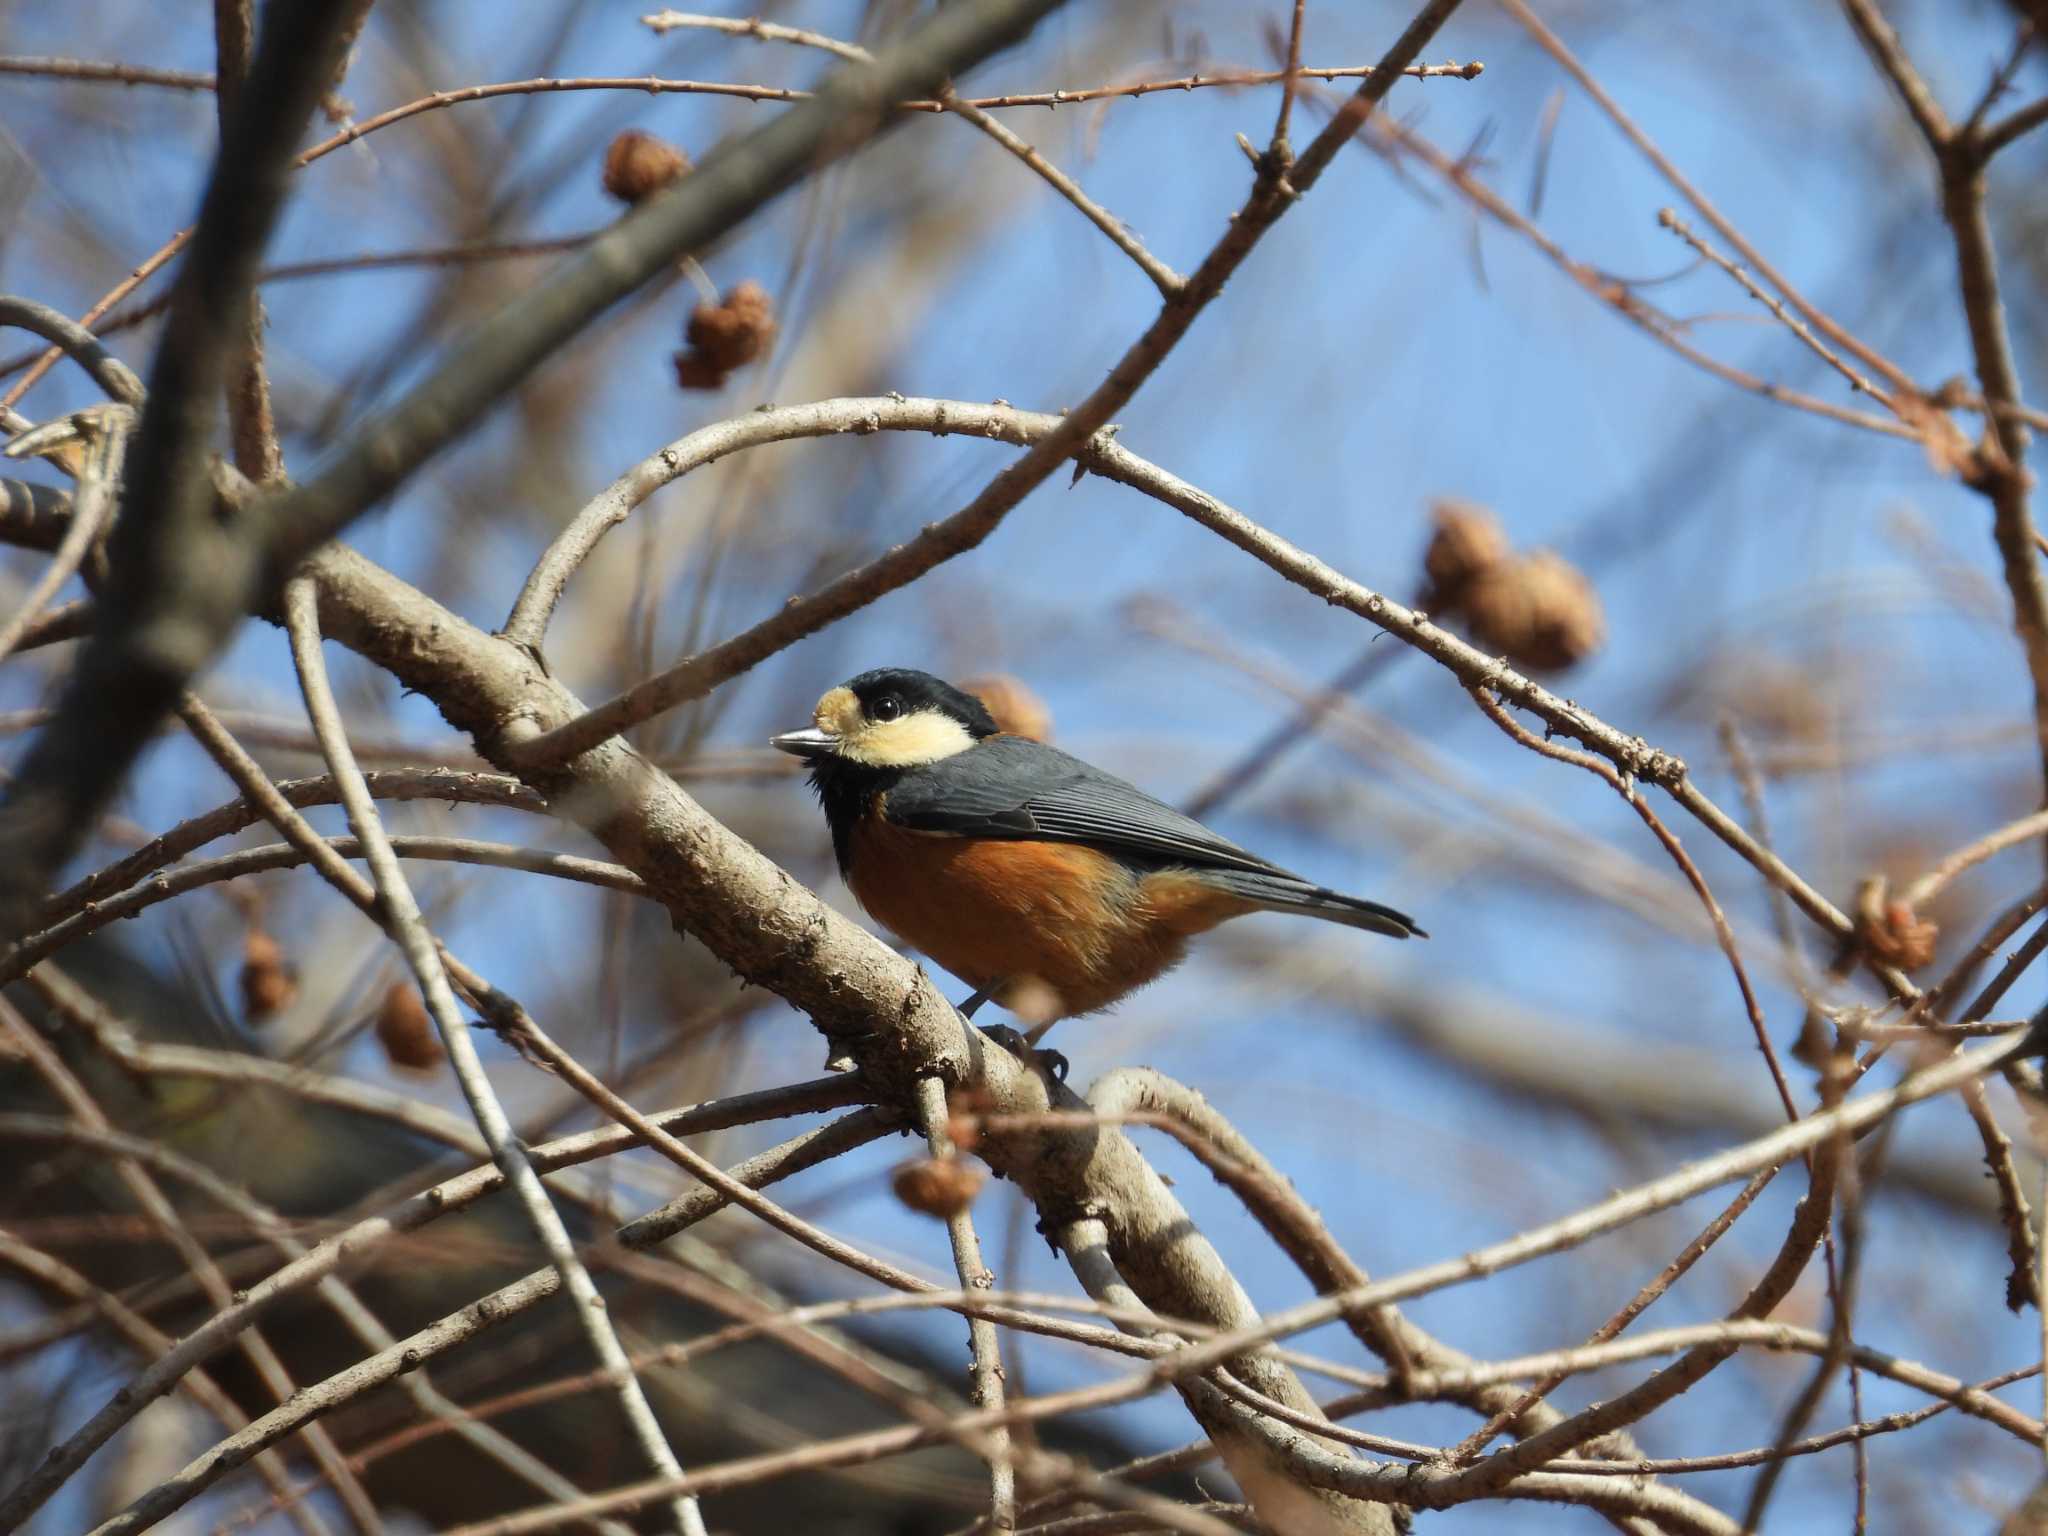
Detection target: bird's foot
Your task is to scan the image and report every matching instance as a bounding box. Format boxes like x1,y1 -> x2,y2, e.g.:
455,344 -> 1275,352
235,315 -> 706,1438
976,1023 -> 1068,1084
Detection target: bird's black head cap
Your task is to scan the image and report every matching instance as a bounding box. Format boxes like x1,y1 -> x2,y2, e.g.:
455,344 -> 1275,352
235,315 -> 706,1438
841,668 -> 1000,738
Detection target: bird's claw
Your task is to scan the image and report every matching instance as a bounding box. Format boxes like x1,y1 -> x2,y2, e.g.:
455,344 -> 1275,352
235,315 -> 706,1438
976,1023 -> 1068,1083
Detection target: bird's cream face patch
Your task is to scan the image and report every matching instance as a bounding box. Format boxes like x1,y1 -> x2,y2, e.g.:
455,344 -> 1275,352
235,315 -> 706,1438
810,687 -> 975,767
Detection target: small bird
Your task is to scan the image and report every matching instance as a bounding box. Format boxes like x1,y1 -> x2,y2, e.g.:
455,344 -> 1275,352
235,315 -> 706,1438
773,668 -> 1423,1028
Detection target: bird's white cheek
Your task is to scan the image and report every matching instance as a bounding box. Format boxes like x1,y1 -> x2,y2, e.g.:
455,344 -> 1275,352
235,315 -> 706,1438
839,714 -> 976,766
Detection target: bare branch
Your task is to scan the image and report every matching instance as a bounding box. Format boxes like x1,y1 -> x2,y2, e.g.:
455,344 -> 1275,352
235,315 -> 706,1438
942,90 -> 1184,298
0,295 -> 145,405
0,1229 -> 324,1528
1503,0 -> 1917,397
0,2 -> 361,940
277,573 -> 707,1536
0,405 -> 126,663
510,1 -> 1468,763
0,998 -> 381,1535
915,1077 -> 1016,1531
1837,0 -> 1952,146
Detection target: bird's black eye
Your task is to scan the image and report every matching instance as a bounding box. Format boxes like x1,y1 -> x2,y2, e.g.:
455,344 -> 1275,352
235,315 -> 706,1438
870,696 -> 902,723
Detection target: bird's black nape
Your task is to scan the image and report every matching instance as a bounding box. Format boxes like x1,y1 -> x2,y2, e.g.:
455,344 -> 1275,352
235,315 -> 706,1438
843,668 -> 1000,738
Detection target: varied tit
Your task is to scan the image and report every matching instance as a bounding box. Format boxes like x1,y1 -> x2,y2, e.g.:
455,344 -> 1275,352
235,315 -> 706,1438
772,668 -> 1422,1026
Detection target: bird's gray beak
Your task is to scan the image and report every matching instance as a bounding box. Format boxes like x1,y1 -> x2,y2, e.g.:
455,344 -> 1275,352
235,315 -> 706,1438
770,727 -> 837,760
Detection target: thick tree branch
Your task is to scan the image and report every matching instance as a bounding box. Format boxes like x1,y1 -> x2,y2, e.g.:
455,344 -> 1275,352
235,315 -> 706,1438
256,0 -> 1070,586
0,2 -> 359,940
278,574 -> 708,1536
0,0 -> 1070,946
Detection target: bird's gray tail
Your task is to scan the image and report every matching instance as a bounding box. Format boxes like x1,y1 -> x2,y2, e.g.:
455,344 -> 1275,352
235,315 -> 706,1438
1203,869 -> 1425,939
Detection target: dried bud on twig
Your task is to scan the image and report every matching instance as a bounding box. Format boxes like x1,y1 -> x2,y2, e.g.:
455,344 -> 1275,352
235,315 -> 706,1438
1853,876 -> 1938,971
945,1085 -> 997,1154
892,1155 -> 985,1219
962,673 -> 1053,742
1461,550 -> 1605,672
375,982 -> 444,1071
674,281 -> 777,390
602,130 -> 690,204
1419,500 -> 1604,671
1421,499 -> 1509,607
239,929 -> 297,1021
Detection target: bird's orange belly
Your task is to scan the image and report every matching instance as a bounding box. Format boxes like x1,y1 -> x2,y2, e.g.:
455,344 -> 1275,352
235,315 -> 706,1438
845,821 -> 1251,1016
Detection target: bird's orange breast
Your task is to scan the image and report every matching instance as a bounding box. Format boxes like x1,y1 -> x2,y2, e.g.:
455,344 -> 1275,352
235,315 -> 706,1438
844,811 -> 1254,1016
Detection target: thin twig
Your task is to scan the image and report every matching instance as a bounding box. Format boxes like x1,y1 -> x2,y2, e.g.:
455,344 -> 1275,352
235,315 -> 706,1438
1656,208 -> 1896,409
40,765 -> 541,926
1180,641 -> 1396,819
0,1013 -> 865,1536
916,1077 -> 1015,1531
641,9 -> 882,63
507,1 -> 1467,763
1838,0 -> 1951,145
1446,1167 -> 1778,1463
418,1294 -> 2048,1536
1271,0 -> 1310,154
0,54 -> 221,89
1470,686 -> 1798,1116
277,574 -> 707,1536
0,1000 -> 377,1536
1982,92 -> 2048,157
0,295 -> 146,406
0,406 -> 126,662
1904,808 -> 2048,909
1366,118 -> 1916,442
0,47 -> 1476,411
1066,1074 -> 1419,1385
0,1110 -> 638,1536
943,89 -> 1183,297
1129,1029 -> 2030,1411
1503,0 -> 1917,397
1435,1120 -> 1845,1503
1834,0 -> 2048,838
0,236 -> 601,380
0,1229 -> 330,1530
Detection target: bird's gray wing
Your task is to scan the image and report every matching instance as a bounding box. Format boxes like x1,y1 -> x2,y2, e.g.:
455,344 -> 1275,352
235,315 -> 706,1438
881,736 -> 1286,876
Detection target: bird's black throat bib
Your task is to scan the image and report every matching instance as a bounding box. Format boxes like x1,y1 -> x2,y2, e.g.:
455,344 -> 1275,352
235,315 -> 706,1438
806,758 -> 903,877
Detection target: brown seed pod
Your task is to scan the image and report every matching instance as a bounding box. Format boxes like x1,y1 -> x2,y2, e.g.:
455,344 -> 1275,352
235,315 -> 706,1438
961,673 -> 1053,742
602,130 -> 690,204
375,982 -> 444,1072
1462,549 -> 1605,672
1853,876 -> 1938,972
891,1156 -> 986,1219
239,929 -> 297,1022
1421,499 -> 1510,609
674,280 -> 777,390
944,1085 -> 997,1154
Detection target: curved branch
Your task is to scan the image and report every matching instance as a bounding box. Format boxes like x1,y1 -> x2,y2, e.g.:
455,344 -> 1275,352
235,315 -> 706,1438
0,1230 -> 324,1531
279,573 -> 707,1535
0,296 -> 144,406
511,0 -> 1466,764
0,407 -> 126,664
3,834 -> 648,983
0,1112 -> 640,1536
42,766 -> 544,926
